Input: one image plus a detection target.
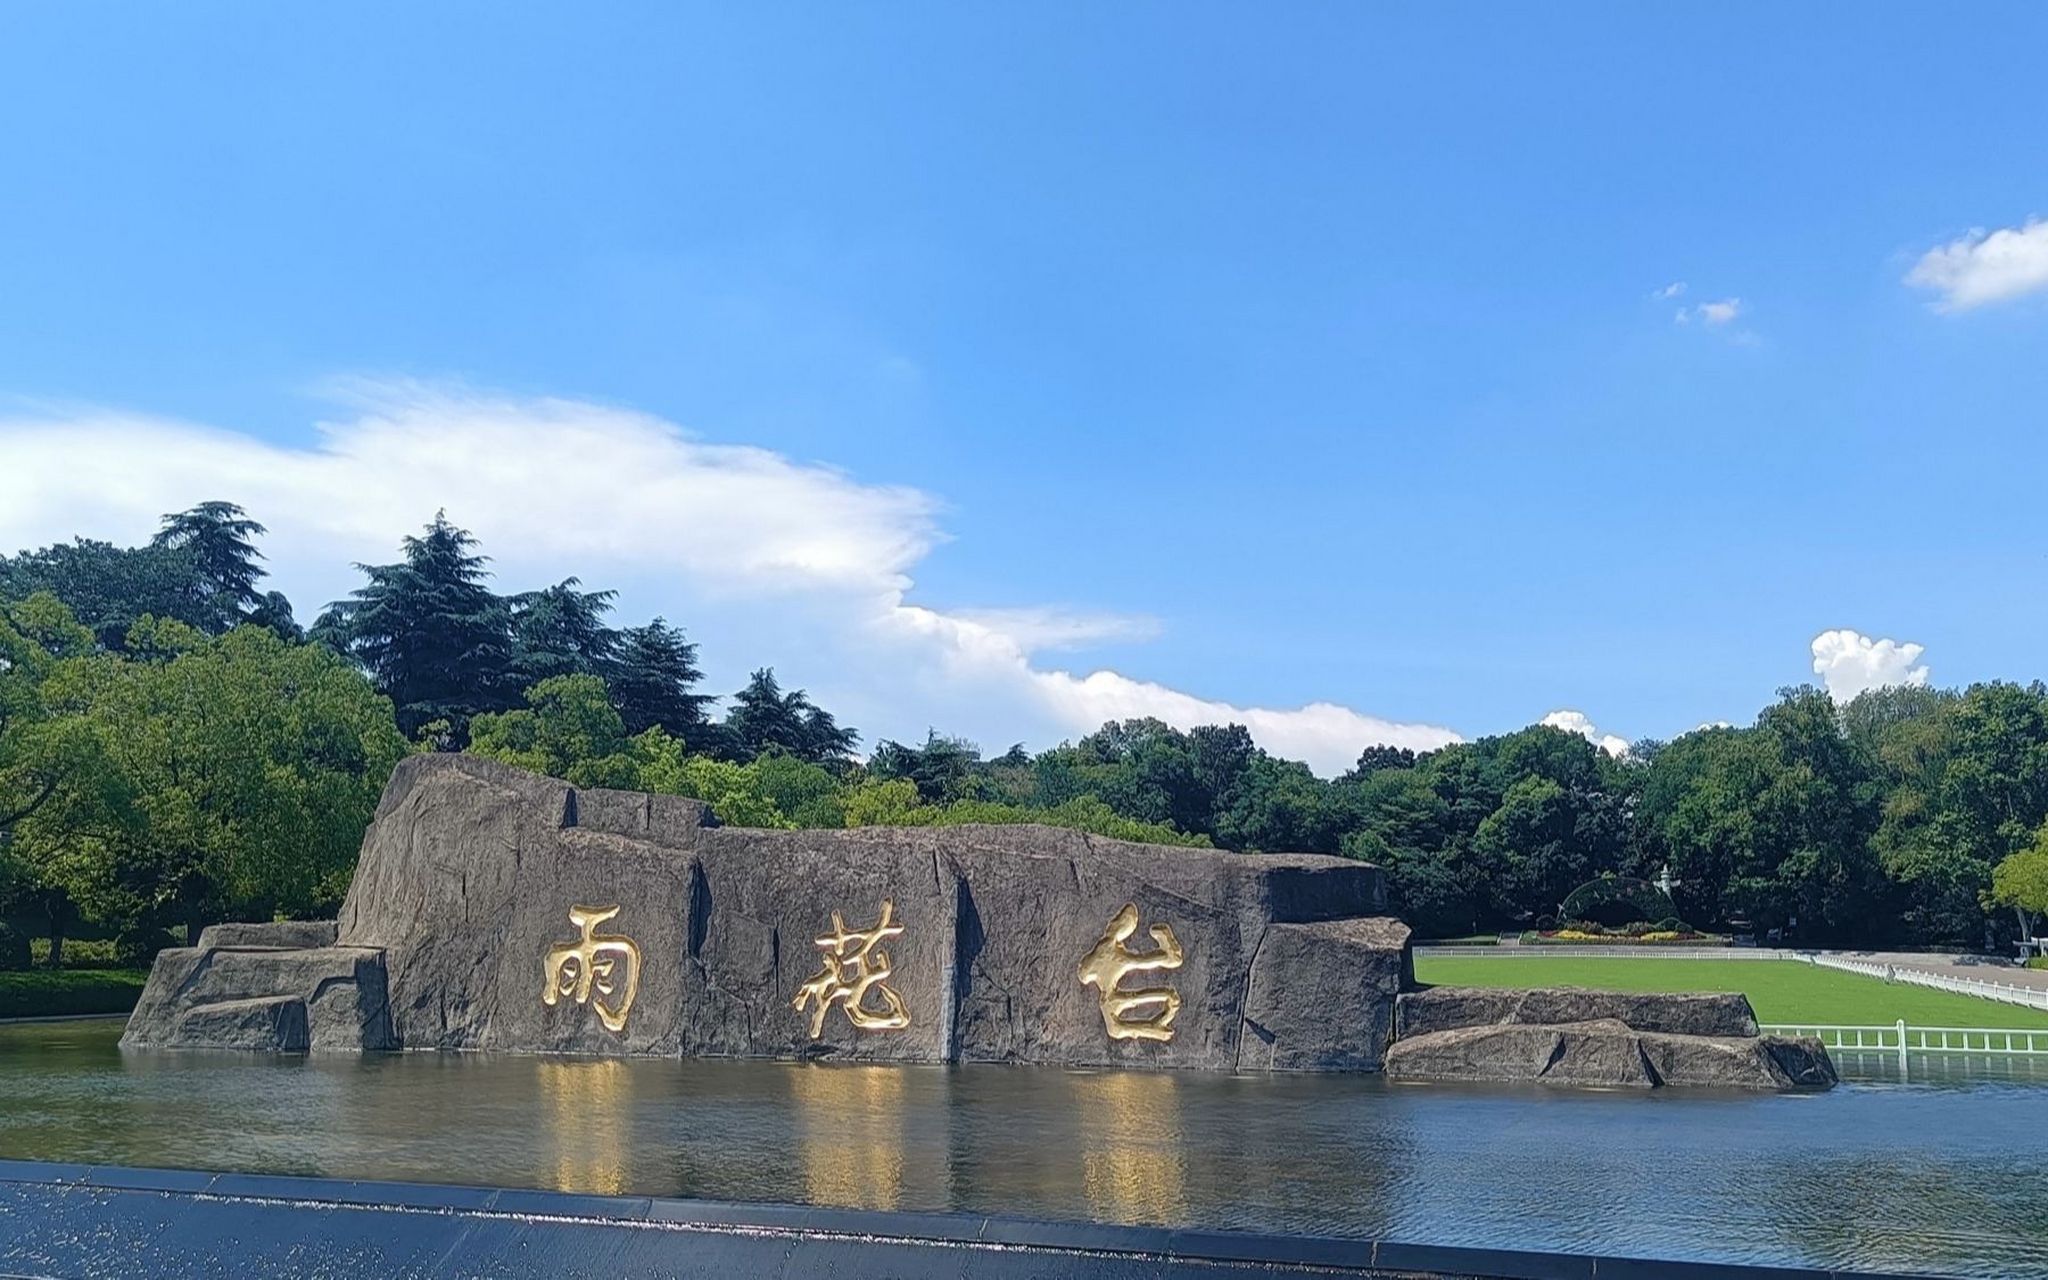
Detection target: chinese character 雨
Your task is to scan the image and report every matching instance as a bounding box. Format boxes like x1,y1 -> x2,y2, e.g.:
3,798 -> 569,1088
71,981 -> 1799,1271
1078,904 -> 1184,1042
794,899 -> 912,1036
542,905 -> 643,1034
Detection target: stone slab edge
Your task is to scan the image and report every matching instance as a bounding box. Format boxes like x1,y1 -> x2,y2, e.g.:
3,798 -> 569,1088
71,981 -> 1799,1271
0,1159 -> 1916,1280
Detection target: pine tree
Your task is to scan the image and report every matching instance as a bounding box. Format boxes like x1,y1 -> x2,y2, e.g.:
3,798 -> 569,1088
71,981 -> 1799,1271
721,668 -> 858,765
314,512 -> 514,739
508,578 -> 619,689
151,501 -> 285,632
606,618 -> 712,737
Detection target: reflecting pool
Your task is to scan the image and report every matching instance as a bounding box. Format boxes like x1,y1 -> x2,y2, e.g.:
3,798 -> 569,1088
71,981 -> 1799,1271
3,1019 -> 2044,1278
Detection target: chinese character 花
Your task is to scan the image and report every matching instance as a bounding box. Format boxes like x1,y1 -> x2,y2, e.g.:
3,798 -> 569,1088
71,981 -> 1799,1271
794,899 -> 912,1036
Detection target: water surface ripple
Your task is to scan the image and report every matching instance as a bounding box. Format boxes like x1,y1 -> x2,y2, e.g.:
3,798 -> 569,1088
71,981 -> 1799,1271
3,1020 -> 2043,1278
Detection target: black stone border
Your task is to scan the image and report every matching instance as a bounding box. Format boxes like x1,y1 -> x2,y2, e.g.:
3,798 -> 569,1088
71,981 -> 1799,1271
0,1159 -> 1938,1280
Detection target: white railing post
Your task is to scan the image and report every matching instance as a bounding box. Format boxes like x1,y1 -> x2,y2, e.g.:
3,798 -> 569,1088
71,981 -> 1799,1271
1896,1019 -> 1909,1079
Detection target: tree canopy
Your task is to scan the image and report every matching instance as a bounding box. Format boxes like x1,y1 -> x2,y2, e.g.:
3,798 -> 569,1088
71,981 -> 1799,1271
9,501 -> 2048,966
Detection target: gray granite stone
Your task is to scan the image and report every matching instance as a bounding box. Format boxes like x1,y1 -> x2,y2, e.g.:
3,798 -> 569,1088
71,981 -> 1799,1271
128,755 -> 1404,1072
196,921 -> 339,951
121,945 -> 392,1052
1396,985 -> 1759,1040
1384,1018 -> 1837,1091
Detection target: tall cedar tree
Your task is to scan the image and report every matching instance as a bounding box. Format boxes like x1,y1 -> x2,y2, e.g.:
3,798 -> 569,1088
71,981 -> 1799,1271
722,668 -> 858,765
508,579 -> 620,689
314,513 -> 516,739
150,501 -> 286,632
608,619 -> 713,737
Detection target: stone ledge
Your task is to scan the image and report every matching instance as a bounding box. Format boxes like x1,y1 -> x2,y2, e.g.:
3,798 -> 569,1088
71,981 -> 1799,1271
1384,1018 -> 1837,1091
1396,986 -> 1760,1040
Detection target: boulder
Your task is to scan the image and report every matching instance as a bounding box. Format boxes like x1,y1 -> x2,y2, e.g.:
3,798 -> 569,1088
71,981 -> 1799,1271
121,944 -> 393,1052
1384,1019 -> 1837,1091
170,996 -> 310,1052
1239,916 -> 1410,1071
1396,985 -> 1759,1040
128,754 -> 1406,1071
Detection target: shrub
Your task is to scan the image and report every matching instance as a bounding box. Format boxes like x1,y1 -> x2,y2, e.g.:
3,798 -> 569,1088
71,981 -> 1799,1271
0,970 -> 149,1018
113,926 -> 177,969
28,937 -> 122,969
2027,956 -> 2047,971
0,922 -> 30,972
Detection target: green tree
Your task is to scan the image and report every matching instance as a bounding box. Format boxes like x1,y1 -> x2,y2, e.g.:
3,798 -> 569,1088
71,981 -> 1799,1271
869,731 -> 984,805
1634,689 -> 1882,942
151,500 -> 288,633
315,512 -> 516,740
0,594 -> 138,963
0,538 -> 210,649
468,674 -> 636,788
1990,826 -> 2048,942
720,668 -> 858,765
508,579 -> 620,689
607,618 -> 712,738
44,622 -> 410,941
749,752 -> 847,827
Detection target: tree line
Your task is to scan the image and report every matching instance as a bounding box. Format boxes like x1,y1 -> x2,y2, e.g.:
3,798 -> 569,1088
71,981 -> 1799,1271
4,502 -> 2045,966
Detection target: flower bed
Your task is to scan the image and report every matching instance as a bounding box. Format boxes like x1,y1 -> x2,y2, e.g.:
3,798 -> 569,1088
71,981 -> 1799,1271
1523,928 -> 1729,947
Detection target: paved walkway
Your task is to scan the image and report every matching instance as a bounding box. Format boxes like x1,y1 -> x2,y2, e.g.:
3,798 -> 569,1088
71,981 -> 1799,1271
1827,950 -> 2048,992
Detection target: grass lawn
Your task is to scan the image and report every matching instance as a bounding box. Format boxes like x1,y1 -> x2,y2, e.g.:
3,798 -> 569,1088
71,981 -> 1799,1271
0,970 -> 149,1020
1413,955 -> 2048,1030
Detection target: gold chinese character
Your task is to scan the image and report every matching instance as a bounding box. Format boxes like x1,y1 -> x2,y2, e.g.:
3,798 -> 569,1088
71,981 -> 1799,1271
1078,904 -> 1184,1042
541,905 -> 642,1034
794,899 -> 912,1037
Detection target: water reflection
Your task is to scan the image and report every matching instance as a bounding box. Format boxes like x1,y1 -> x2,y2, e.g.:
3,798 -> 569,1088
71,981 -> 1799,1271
540,1059 -> 628,1195
3,1021 -> 2045,1279
1075,1070 -> 1186,1223
789,1064 -> 907,1209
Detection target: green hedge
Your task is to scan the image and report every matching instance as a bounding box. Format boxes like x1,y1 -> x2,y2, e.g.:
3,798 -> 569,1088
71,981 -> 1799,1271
28,938 -> 123,969
0,970 -> 149,1018
2027,955 -> 2047,971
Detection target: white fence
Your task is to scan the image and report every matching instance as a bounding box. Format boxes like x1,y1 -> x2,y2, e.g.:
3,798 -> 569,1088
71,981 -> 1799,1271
1804,953 -> 2048,1013
1764,1020 -> 2048,1079
1415,945 -> 1801,959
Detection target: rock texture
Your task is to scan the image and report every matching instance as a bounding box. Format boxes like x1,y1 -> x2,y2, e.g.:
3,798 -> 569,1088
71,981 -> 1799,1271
121,944 -> 392,1052
1384,1018 -> 1836,1091
125,754 -> 1407,1070
1385,986 -> 1834,1091
1396,986 -> 1759,1040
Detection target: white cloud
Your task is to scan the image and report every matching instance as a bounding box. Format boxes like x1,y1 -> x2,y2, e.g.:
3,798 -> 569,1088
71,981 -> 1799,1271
1810,628 -> 1930,704
1675,298 -> 1742,326
0,382 -> 1460,776
1540,709 -> 1629,758
1654,281 -> 1687,300
1906,218 -> 2048,310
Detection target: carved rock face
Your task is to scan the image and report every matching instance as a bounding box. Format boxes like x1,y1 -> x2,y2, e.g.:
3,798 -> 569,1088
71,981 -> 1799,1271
125,754 -> 1411,1072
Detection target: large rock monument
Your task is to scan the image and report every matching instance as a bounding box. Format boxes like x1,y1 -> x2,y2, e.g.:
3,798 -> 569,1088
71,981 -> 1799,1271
122,754 -> 1834,1089
124,754 -> 1410,1071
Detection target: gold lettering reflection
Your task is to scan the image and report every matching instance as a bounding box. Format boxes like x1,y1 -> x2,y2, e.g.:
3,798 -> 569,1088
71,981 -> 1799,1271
540,1059 -> 628,1195
1078,1070 -> 1187,1223
794,899 -> 911,1036
1078,904 -> 1184,1042
791,1065 -> 906,1210
541,905 -> 642,1034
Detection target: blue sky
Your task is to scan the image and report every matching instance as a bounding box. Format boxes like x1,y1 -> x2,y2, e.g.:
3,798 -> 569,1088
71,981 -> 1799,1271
3,5 -> 2046,771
